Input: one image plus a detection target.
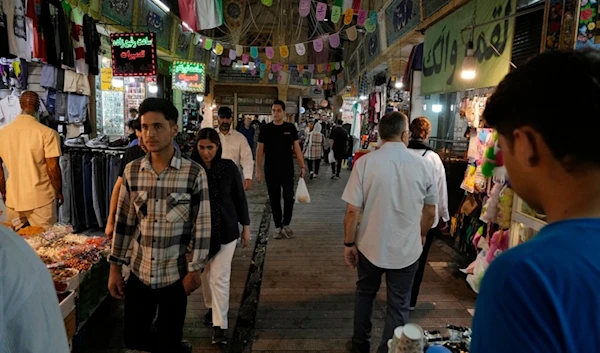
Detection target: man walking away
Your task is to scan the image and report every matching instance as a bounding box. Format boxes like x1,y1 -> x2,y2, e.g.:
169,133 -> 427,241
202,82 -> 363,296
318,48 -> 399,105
330,119 -> 349,179
342,112 -> 438,353
216,107 -> 254,191
0,91 -> 63,227
256,99 -> 306,239
471,50 -> 600,352
239,116 -> 256,157
107,98 -> 212,353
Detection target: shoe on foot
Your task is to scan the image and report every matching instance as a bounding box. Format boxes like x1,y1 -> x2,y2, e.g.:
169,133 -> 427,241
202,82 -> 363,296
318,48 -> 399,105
309,172 -> 314,180
212,327 -> 227,345
203,309 -> 213,326
273,227 -> 283,239
331,174 -> 336,180
282,226 -> 295,239
409,306 -> 415,311
314,174 -> 318,178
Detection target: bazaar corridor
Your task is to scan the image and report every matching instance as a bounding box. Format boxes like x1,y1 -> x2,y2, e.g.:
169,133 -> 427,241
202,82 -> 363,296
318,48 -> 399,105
78,168 -> 475,353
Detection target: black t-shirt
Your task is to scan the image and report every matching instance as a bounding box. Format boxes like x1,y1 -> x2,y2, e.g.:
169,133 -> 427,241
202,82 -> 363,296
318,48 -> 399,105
258,122 -> 298,175
330,126 -> 349,157
118,145 -> 145,177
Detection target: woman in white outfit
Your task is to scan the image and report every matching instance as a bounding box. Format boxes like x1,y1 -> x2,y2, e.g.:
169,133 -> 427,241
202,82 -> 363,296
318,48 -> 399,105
303,122 -> 324,179
191,128 -> 251,346
406,117 -> 450,310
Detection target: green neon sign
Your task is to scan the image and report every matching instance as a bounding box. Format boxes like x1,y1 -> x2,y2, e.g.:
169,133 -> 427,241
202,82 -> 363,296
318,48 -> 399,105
172,61 -> 206,92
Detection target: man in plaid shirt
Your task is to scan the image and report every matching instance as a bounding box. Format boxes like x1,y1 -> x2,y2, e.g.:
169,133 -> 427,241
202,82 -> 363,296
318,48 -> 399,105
108,98 -> 211,353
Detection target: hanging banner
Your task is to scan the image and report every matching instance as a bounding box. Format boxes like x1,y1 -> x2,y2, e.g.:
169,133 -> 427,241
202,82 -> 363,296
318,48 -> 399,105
214,43 -> 224,55
357,9 -> 367,26
229,49 -> 237,60
316,2 -> 327,20
308,64 -> 315,72
266,60 -> 272,70
344,8 -> 353,25
346,26 -> 358,41
283,64 -> 289,72
172,61 -> 206,92
236,44 -> 243,56
295,43 -> 306,56
204,38 -> 213,50
329,32 -> 341,48
386,0 -> 421,47
317,64 -> 324,73
266,46 -> 275,59
280,45 -> 290,58
299,0 -> 311,16
331,6 -> 341,22
111,33 -> 157,77
298,64 -> 304,73
313,38 -> 324,52
260,63 -> 266,71
242,53 -> 249,64
422,0 -> 516,94
251,46 -> 259,58
261,0 -> 273,6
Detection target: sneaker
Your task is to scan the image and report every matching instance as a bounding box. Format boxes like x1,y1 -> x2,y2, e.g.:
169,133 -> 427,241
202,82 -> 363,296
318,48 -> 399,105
313,174 -> 319,178
282,226 -> 295,239
309,172 -> 314,180
64,136 -> 86,147
409,306 -> 415,311
86,134 -> 109,148
336,174 -> 341,179
273,228 -> 283,239
180,340 -> 192,353
108,137 -> 129,150
212,327 -> 227,345
203,309 -> 213,326
331,175 -> 336,180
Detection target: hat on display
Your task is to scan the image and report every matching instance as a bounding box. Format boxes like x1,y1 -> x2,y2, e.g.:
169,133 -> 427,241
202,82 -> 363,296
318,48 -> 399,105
20,91 -> 40,114
218,106 -> 233,118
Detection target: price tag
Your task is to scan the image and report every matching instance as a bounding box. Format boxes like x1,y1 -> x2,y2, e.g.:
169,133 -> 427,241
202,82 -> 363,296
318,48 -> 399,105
79,125 -> 85,134
11,217 -> 22,227
59,116 -> 65,122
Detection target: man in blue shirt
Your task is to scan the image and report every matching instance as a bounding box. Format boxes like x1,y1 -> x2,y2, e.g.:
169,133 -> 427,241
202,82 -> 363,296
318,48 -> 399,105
471,50 -> 600,352
238,116 -> 256,157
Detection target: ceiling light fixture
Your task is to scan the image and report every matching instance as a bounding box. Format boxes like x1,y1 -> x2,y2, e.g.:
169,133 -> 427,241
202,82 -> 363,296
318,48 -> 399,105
461,41 -> 476,80
148,84 -> 158,94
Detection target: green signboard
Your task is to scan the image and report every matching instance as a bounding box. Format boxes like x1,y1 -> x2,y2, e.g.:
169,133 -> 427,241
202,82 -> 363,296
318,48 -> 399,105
421,0 -> 516,95
172,61 -> 206,92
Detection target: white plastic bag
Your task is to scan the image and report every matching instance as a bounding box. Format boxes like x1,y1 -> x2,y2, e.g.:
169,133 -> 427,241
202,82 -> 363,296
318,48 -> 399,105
295,178 -> 311,203
328,150 -> 336,164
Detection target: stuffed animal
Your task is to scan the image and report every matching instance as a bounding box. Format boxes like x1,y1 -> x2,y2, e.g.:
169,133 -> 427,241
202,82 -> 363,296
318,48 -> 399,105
497,187 -> 514,229
486,230 -> 510,263
480,183 -> 503,224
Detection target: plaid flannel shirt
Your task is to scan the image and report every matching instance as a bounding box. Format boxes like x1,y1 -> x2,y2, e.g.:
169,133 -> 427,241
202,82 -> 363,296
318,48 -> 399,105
108,148 -> 211,289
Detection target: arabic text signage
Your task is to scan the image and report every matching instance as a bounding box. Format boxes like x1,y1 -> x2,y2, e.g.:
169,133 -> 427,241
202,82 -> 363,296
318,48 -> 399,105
386,0 -> 421,47
172,61 -> 206,92
111,32 -> 157,77
421,0 -> 516,94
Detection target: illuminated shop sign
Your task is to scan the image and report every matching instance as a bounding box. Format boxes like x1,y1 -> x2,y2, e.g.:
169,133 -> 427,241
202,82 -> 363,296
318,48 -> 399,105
172,61 -> 206,92
111,32 -> 157,77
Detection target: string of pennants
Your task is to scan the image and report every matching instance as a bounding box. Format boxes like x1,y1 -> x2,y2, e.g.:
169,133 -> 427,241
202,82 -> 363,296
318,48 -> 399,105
222,56 -> 346,81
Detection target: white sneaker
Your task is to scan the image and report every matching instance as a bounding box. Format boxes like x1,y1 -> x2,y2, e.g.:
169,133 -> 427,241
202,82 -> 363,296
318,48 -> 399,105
64,136 -> 86,147
273,228 -> 283,239
409,306 -> 415,311
86,134 -> 109,148
282,226 -> 295,239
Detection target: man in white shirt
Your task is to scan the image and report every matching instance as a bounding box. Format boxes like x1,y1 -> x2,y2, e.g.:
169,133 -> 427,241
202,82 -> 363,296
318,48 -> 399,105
0,225 -> 70,353
342,112 -> 438,353
216,107 -> 254,190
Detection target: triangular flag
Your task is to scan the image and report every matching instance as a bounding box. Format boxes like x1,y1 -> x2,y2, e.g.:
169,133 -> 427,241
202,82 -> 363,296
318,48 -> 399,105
280,45 -> 289,58
229,49 -> 237,60
357,9 -> 367,26
236,45 -> 243,56
311,79 -> 316,85
324,77 -> 329,84
369,10 -> 377,22
317,64 -> 324,73
272,63 -> 280,72
255,58 -> 261,66
261,0 -> 272,6
265,46 -> 275,59
223,58 -> 231,66
295,43 -> 306,56
251,68 -> 257,76
303,77 -> 308,85
220,57 -> 228,65
249,62 -> 256,70
299,0 -> 310,17
204,38 -> 213,50
266,60 -> 272,70
308,64 -> 315,72
260,70 -> 265,78
251,47 -> 259,59
313,38 -> 324,53
331,75 -> 336,83
298,64 -> 304,73
242,53 -> 249,64
215,43 -> 224,55
335,62 -> 341,70
365,18 -> 376,33
260,63 -> 266,71
316,2 -> 327,21
283,64 -> 289,72
269,72 -> 274,80
331,6 -> 341,23
346,26 -> 357,41
329,33 -> 340,48
344,8 -> 353,25
341,61 -> 345,68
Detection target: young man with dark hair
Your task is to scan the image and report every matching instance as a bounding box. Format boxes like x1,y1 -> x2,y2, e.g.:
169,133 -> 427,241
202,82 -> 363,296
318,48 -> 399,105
256,99 -> 306,239
329,119 -> 349,179
471,50 -> 600,352
107,98 -> 212,353
343,112 -> 437,353
129,107 -> 138,120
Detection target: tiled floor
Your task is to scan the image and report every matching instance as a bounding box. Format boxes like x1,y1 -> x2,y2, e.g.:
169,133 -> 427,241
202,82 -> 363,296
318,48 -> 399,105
77,162 -> 476,353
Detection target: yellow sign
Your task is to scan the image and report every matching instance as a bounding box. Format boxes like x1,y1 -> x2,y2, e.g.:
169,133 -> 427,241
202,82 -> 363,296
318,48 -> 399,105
101,67 -> 123,91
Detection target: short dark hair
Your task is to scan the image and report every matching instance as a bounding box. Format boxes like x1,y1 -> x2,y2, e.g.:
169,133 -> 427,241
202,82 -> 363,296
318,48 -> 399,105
129,107 -> 138,114
379,112 -> 408,140
138,98 -> 178,124
127,118 -> 141,131
484,50 -> 600,169
218,106 -> 232,118
410,117 -> 432,140
273,99 -> 286,111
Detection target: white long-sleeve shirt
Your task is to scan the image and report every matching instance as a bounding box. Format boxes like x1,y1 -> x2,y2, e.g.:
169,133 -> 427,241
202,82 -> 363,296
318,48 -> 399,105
218,129 -> 254,180
408,148 -> 450,228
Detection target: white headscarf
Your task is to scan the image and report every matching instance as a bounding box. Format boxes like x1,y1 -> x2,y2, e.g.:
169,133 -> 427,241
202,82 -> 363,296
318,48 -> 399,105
308,122 -> 322,147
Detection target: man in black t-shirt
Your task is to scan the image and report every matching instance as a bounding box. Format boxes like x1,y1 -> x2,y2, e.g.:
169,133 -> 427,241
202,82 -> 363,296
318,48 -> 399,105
256,100 -> 306,239
329,120 -> 349,179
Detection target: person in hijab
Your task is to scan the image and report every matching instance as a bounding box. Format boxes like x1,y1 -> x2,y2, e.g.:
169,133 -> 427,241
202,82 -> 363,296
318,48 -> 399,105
303,121 -> 324,179
191,128 -> 251,347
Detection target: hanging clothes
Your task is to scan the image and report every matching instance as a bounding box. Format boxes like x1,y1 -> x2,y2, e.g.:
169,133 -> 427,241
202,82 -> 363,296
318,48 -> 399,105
179,0 -> 197,32
3,0 -> 31,61
195,0 -> 223,30
26,0 -> 46,62
0,1 -> 11,58
60,0 -> 74,67
71,7 -> 88,75
82,14 -> 100,75
41,0 -> 64,67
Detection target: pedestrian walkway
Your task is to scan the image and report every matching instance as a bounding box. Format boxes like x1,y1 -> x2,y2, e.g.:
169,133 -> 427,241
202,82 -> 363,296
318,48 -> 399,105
78,162 -> 476,353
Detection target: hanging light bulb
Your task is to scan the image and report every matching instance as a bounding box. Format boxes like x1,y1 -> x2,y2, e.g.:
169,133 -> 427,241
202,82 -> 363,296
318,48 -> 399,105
395,80 -> 403,89
112,78 -> 124,88
197,95 -> 204,102
148,83 -> 158,94
359,94 -> 368,101
461,41 -> 476,80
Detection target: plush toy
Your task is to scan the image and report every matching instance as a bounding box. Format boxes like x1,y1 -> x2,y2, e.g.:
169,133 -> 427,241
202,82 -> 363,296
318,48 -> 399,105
481,131 -> 498,177
497,187 -> 514,229
486,230 -> 510,264
480,183 -> 503,224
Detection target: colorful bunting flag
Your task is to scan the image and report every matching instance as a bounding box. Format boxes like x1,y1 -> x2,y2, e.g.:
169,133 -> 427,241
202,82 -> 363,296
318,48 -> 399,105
280,45 -> 289,58
204,38 -> 213,50
229,49 -> 237,60
344,8 -> 353,25
251,47 -> 259,59
236,45 -> 243,56
299,0 -> 310,17
295,43 -> 306,56
242,53 -> 249,64
215,43 -> 223,55
316,2 -> 327,21
265,46 -> 275,59
357,9 -> 367,26
313,38 -> 324,53
329,33 -> 340,48
346,26 -> 357,41
331,6 -> 341,23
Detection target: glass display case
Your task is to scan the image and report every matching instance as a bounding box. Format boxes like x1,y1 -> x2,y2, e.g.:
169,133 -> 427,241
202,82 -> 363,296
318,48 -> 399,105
509,196 -> 548,247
